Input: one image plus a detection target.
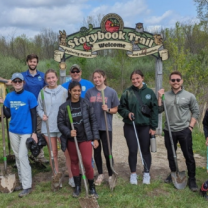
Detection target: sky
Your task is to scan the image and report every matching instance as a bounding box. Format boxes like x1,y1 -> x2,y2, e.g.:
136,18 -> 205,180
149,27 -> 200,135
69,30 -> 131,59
0,0 -> 200,39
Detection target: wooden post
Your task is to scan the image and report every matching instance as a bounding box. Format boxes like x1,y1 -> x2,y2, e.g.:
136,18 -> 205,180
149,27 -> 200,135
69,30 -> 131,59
59,57 -> 66,84
155,58 -> 163,135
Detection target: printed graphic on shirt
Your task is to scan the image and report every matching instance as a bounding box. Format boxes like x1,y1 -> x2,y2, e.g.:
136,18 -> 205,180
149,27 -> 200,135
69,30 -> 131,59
10,101 -> 26,110
145,94 -> 151,99
71,106 -> 83,125
89,92 -> 108,103
82,86 -> 86,92
38,76 -> 42,81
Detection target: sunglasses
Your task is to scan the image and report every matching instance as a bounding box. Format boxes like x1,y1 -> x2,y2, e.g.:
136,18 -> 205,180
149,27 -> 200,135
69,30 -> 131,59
13,80 -> 23,84
71,70 -> 80,74
171,79 -> 181,83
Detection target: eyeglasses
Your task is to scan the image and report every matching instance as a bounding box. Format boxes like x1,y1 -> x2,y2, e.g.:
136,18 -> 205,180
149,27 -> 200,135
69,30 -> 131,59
171,79 -> 181,83
71,70 -> 80,74
13,80 -> 23,84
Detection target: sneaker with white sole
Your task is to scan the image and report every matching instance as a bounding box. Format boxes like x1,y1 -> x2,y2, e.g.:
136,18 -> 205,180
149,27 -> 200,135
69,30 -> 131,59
95,174 -> 104,186
143,173 -> 150,184
130,173 -> 138,185
69,177 -> 75,187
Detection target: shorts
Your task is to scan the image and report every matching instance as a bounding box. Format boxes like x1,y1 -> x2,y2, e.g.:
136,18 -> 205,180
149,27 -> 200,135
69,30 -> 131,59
44,132 -> 61,138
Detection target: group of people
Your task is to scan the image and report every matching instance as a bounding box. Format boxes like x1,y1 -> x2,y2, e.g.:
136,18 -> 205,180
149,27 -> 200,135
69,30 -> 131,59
0,53 -> 207,201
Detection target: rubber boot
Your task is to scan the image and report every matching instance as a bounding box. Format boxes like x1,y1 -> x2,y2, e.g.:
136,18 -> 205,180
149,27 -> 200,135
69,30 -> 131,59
188,177 -> 198,192
88,179 -> 98,199
73,176 -> 81,197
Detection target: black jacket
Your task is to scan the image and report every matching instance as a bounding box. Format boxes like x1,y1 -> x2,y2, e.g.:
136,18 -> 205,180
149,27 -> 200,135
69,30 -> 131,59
203,108 -> 208,139
57,98 -> 100,152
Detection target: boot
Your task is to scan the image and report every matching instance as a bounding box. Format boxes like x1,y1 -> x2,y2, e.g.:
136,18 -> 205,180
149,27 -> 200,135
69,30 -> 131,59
73,176 -> 81,197
88,179 -> 98,199
164,174 -> 172,183
188,178 -> 198,192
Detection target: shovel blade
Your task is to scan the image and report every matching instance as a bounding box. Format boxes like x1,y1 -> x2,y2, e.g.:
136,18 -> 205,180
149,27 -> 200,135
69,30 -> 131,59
171,171 -> 187,190
0,174 -> 16,193
109,174 -> 117,191
79,197 -> 100,208
51,172 -> 62,191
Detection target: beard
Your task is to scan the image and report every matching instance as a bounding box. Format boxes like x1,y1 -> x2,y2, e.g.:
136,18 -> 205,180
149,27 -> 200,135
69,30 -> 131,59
28,65 -> 37,71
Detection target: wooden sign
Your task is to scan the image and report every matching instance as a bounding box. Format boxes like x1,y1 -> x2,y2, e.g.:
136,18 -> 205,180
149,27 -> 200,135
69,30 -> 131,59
54,13 -> 168,61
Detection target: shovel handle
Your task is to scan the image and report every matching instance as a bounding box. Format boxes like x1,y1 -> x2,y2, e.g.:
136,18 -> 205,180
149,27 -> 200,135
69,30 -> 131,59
101,90 -> 117,175
66,105 -> 89,196
40,89 -> 56,175
162,94 -> 179,172
1,106 -> 7,174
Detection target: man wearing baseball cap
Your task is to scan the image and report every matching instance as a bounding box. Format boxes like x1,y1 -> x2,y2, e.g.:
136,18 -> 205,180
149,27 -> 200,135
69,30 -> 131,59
62,64 -> 94,98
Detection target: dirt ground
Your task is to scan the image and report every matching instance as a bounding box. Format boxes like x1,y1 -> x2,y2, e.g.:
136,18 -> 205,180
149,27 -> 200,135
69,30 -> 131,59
33,114 -> 207,185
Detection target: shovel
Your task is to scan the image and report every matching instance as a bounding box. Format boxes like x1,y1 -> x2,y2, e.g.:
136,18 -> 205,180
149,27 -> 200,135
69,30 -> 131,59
67,105 -> 99,208
101,90 -> 118,191
162,95 -> 187,189
40,89 -> 62,191
0,105 -> 16,193
131,115 -> 149,172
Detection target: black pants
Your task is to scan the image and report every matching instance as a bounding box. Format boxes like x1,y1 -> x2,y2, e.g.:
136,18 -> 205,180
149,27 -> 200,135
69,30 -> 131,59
164,127 -> 196,179
94,131 -> 113,176
124,124 -> 151,173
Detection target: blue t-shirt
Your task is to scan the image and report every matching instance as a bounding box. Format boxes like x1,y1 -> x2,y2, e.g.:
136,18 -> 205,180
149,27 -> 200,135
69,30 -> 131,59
4,90 -> 38,134
21,70 -> 46,99
62,79 -> 94,98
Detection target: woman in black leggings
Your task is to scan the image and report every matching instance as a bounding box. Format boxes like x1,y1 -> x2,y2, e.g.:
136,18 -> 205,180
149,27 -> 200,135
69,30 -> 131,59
85,69 -> 119,186
118,70 -> 158,185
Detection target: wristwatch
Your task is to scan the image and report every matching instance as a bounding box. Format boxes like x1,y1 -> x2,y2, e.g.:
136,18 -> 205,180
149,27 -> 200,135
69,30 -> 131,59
108,108 -> 110,112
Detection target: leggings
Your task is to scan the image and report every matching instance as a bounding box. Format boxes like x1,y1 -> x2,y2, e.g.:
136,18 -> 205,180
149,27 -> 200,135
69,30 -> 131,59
67,140 -> 93,179
94,131 -> 113,176
124,124 -> 151,173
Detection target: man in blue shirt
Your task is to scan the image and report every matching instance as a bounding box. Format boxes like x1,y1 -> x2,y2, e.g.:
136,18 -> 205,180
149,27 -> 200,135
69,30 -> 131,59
62,64 -> 94,98
1,54 -> 48,163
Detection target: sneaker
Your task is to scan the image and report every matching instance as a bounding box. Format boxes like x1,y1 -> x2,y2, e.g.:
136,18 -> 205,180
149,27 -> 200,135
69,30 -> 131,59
14,184 -> 23,191
188,178 -> 198,192
69,177 -> 75,187
143,173 -> 150,184
95,174 -> 104,186
130,173 -> 137,185
200,189 -> 208,201
18,188 -> 32,198
59,183 -> 62,188
164,174 -> 172,183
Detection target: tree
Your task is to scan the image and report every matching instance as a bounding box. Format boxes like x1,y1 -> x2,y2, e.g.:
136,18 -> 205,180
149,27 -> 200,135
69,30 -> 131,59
194,0 -> 208,22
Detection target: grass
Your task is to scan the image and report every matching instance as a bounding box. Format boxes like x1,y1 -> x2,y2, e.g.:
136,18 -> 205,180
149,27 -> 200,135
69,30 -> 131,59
0,121 -> 207,207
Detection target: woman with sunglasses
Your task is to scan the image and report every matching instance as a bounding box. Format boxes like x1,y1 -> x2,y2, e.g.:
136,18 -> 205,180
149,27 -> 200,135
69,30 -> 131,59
85,69 -> 119,186
57,81 -> 99,198
118,69 -> 158,185
37,69 -> 75,188
0,73 -> 37,197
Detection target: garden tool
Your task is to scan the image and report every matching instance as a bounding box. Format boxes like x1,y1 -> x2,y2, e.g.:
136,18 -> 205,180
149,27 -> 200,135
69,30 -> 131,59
101,90 -> 118,191
0,82 -> 15,163
41,89 -> 62,191
0,79 -> 7,120
0,103 -> 16,193
67,105 -> 99,208
6,118 -> 15,163
162,95 -> 187,189
131,115 -> 149,172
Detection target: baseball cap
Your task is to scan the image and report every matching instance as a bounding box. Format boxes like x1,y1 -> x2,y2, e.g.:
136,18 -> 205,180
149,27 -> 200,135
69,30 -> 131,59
11,73 -> 24,81
70,64 -> 81,72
